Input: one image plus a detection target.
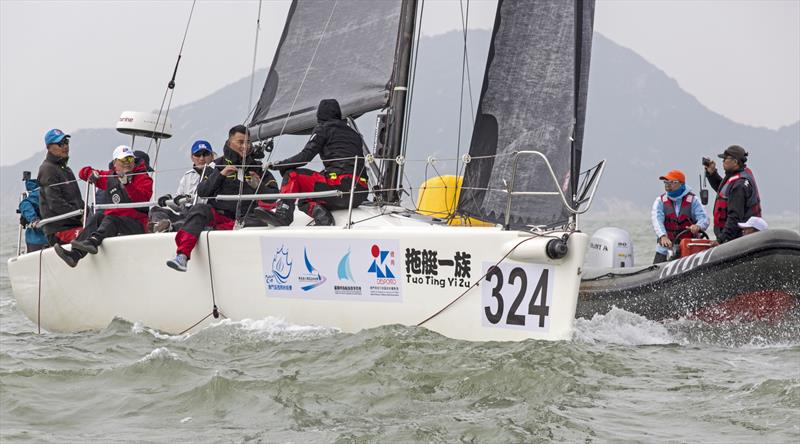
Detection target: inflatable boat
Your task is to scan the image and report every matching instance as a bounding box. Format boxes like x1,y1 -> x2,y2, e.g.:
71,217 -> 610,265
577,229 -> 800,322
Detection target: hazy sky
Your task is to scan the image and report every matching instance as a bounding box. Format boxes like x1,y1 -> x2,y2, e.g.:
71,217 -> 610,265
1,0 -> 798,166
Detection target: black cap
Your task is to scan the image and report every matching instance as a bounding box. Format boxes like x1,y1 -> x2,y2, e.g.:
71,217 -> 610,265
717,145 -> 748,162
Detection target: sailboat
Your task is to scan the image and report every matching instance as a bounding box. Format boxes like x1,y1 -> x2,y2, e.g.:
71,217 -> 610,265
7,0 -> 603,341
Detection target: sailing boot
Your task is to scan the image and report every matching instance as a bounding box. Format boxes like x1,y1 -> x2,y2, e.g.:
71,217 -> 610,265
254,200 -> 295,227
53,244 -> 81,268
71,236 -> 100,255
166,253 -> 189,272
311,205 -> 335,226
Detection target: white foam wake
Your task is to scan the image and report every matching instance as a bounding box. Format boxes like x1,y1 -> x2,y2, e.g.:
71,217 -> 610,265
136,347 -> 180,363
574,307 -> 680,346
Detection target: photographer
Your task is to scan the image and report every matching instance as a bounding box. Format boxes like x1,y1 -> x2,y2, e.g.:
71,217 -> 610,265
704,145 -> 761,244
166,125 -> 278,272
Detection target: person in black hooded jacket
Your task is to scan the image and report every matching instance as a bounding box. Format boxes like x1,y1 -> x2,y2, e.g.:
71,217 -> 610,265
255,98 -> 369,227
166,125 -> 278,272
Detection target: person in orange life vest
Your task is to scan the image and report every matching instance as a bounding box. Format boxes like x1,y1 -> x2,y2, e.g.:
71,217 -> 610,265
53,145 -> 153,268
166,125 -> 279,272
650,169 -> 709,264
254,98 -> 369,227
738,216 -> 768,236
37,128 -> 85,245
704,145 -> 761,244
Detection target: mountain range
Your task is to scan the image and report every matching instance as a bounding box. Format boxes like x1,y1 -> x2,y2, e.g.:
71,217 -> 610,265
2,31 -> 798,219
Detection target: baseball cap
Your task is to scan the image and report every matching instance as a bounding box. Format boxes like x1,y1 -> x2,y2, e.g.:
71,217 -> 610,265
658,169 -> 686,183
191,140 -> 213,154
44,128 -> 69,145
717,145 -> 748,162
112,145 -> 135,160
737,216 -> 767,232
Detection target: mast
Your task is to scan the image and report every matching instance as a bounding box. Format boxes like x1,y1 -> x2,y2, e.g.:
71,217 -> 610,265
381,0 -> 418,204
570,0 -> 584,214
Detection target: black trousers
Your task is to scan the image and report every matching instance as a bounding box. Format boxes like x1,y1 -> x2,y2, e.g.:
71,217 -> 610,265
79,212 -> 144,244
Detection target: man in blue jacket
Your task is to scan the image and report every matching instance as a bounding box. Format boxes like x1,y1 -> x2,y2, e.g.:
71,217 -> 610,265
650,169 -> 710,263
18,178 -> 48,252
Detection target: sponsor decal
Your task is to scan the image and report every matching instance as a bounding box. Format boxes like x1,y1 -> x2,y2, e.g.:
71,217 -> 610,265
334,249 -> 363,296
405,248 -> 472,288
260,239 -> 400,301
264,245 -> 293,291
367,244 -> 399,298
658,248 -> 714,279
298,247 -> 326,291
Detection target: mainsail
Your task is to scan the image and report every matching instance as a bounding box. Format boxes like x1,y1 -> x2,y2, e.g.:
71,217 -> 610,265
457,0 -> 595,228
249,0 -> 404,140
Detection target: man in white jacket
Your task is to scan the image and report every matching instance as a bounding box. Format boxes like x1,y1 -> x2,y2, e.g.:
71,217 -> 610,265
148,140 -> 215,232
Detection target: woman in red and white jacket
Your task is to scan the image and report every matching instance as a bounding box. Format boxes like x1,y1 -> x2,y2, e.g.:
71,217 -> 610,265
53,145 -> 153,268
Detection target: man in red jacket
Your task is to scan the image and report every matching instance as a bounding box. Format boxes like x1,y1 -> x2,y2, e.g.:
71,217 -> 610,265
53,145 -> 153,268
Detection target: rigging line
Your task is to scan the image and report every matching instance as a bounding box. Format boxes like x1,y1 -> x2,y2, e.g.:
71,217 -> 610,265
459,0 -> 475,123
417,232 -> 562,326
248,0 -> 264,114
37,249 -> 43,334
205,230 -> 222,320
242,0 -> 339,220
451,0 -> 471,217
272,0 -> 339,153
146,0 -> 197,156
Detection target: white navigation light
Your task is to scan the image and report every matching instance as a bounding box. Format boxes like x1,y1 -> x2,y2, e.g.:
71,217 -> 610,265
116,111 -> 173,139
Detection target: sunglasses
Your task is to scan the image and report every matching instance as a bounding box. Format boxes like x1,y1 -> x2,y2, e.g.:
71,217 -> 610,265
662,180 -> 681,185
57,140 -> 70,147
192,150 -> 212,157
118,156 -> 135,163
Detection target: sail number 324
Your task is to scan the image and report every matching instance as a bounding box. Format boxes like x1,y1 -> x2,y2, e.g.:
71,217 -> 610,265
481,262 -> 553,331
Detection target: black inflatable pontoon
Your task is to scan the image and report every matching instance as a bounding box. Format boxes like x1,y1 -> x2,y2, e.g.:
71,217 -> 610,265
577,229 -> 800,321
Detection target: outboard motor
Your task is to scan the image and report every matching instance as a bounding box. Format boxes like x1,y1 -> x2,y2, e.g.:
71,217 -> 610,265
584,227 -> 634,268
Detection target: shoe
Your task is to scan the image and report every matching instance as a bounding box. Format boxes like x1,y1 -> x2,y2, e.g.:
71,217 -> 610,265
254,205 -> 294,227
311,205 -> 335,226
53,244 -> 79,268
71,238 -> 98,255
166,253 -> 188,272
152,219 -> 171,233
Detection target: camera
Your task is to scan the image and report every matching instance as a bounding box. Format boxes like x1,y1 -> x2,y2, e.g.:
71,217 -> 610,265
701,157 -> 711,167
700,189 -> 709,205
250,139 -> 274,161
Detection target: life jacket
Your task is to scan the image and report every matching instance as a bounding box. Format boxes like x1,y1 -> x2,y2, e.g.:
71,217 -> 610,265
661,192 -> 697,242
713,168 -> 761,229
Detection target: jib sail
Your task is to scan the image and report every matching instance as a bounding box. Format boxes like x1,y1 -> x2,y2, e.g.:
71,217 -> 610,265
458,0 -> 595,228
250,0 -> 404,140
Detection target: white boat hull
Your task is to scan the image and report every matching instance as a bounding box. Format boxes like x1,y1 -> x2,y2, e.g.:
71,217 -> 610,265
8,208 -> 587,341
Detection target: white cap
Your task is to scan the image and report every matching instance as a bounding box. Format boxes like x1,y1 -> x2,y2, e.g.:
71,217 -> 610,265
112,145 -> 135,160
737,216 -> 768,232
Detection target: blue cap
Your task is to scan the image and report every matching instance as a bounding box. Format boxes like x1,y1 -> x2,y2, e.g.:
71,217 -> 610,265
191,140 -> 212,154
44,128 -> 69,145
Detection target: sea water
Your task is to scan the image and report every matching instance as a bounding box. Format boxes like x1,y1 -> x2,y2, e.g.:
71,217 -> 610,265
1,215 -> 798,443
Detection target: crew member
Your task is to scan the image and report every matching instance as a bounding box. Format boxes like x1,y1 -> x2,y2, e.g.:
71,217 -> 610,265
18,177 -> 48,252
149,140 -> 215,233
37,129 -> 85,245
255,98 -> 369,227
53,145 -> 153,267
166,126 -> 278,272
651,169 -> 709,263
738,216 -> 768,236
704,145 -> 761,244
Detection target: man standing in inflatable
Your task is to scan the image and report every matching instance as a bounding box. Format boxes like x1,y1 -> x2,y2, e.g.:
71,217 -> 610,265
704,145 -> 761,244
